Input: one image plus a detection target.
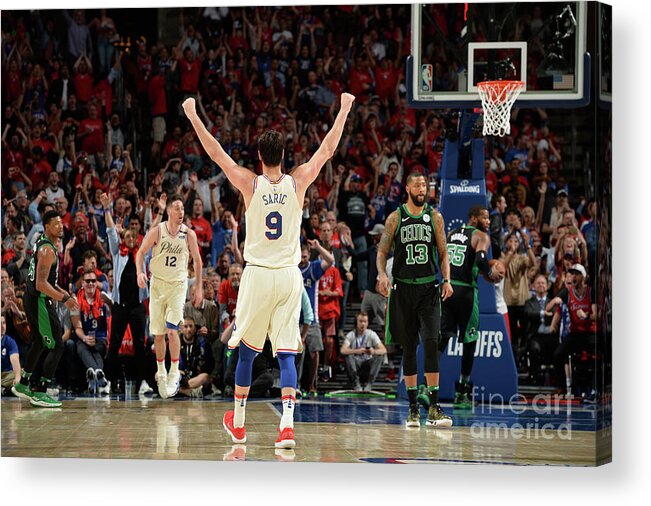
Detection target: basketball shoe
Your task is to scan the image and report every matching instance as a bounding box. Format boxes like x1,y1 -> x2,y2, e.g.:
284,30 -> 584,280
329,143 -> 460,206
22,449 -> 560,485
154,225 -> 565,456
275,427 -> 296,449
167,371 -> 181,398
30,391 -> 63,408
155,372 -> 168,399
223,410 -> 247,443
426,404 -> 453,427
11,382 -> 34,401
406,404 -> 421,427
453,381 -> 473,409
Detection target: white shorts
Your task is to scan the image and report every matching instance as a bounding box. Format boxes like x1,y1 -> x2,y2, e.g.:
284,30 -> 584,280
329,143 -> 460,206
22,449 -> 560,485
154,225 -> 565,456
149,277 -> 188,336
228,265 -> 303,356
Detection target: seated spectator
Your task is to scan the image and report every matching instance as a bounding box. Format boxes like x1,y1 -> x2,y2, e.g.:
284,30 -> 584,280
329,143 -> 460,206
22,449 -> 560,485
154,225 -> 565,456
177,316 -> 214,397
1,285 -> 30,360
70,268 -> 111,395
1,315 -> 22,395
341,312 -> 387,391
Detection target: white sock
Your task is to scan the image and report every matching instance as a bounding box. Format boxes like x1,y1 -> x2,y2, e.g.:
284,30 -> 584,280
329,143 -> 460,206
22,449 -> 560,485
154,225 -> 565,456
157,361 -> 167,377
170,360 -> 179,374
233,393 -> 247,428
280,395 -> 296,430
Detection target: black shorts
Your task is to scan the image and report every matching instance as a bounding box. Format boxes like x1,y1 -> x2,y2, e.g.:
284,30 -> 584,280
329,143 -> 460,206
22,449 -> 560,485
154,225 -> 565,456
386,280 -> 441,348
24,292 -> 63,350
441,285 -> 480,344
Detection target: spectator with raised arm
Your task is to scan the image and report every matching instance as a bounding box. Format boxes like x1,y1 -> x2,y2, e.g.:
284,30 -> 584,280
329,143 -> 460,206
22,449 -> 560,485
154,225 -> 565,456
103,192 -> 159,396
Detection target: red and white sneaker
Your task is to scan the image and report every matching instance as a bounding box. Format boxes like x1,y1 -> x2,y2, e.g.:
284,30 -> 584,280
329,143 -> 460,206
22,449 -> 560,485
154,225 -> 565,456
223,410 -> 247,443
275,427 -> 296,449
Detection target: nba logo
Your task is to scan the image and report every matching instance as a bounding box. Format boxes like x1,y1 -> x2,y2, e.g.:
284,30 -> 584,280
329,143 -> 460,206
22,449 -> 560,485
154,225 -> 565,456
422,64 -> 433,92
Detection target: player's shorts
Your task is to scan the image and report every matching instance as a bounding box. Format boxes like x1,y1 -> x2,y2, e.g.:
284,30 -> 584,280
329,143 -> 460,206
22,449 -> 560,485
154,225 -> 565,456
228,265 -> 303,356
441,284 -> 479,344
24,292 -> 62,350
385,279 -> 441,348
304,323 -> 324,353
320,317 -> 337,338
149,276 -> 188,336
152,116 -> 166,144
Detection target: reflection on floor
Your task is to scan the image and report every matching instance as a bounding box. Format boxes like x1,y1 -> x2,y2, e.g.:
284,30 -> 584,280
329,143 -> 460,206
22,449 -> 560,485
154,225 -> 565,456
1,395 -> 611,466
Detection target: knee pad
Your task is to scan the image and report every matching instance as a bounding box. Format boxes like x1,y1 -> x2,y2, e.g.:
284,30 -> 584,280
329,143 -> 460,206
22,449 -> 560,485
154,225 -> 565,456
234,343 -> 257,387
422,339 -> 439,374
277,352 -> 297,389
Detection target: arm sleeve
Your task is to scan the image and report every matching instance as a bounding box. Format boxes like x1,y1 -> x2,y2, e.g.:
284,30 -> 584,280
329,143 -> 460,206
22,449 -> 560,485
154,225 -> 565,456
475,249 -> 491,276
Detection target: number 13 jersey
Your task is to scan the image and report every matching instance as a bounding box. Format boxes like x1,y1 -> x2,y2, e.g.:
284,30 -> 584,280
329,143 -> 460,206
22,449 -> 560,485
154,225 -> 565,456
245,174 -> 301,268
392,204 -> 438,281
150,222 -> 190,282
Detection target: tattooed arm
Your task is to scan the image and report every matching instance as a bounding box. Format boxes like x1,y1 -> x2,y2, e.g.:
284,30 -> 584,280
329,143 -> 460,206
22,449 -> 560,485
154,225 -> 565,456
375,210 -> 399,297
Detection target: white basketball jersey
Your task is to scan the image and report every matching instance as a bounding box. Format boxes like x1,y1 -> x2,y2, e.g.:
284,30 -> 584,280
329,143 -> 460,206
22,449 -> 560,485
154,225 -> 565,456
149,223 -> 190,282
244,174 -> 301,268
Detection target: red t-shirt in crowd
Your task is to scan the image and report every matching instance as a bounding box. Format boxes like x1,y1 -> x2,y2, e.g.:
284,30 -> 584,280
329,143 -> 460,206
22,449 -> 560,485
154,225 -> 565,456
191,215 -> 213,248
318,266 -> 343,322
30,159 -> 53,190
79,118 -> 104,154
218,279 -> 239,317
485,170 -> 498,194
74,73 -> 93,102
374,66 -> 399,101
180,58 -> 201,94
349,67 -> 373,102
148,75 -> 167,116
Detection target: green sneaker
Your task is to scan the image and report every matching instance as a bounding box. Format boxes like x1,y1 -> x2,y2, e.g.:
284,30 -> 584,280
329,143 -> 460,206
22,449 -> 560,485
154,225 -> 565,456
29,391 -> 62,408
453,381 -> 474,409
11,382 -> 34,401
416,385 -> 430,409
405,404 -> 421,428
453,393 -> 473,410
426,404 -> 453,427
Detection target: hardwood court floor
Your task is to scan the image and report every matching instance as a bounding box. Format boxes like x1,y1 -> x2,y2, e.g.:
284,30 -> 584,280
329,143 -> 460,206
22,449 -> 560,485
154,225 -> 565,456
1,396 -> 610,466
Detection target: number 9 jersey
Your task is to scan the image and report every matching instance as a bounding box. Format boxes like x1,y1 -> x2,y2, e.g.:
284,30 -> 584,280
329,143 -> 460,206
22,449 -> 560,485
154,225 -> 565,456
244,174 -> 301,268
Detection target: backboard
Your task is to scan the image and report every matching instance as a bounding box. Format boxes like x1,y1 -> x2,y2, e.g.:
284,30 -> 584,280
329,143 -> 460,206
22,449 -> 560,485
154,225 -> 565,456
408,2 -> 591,109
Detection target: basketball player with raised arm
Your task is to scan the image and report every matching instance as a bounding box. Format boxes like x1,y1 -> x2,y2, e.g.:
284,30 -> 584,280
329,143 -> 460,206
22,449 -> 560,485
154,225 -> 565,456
376,173 -> 454,428
136,195 -> 204,398
183,92 -> 355,449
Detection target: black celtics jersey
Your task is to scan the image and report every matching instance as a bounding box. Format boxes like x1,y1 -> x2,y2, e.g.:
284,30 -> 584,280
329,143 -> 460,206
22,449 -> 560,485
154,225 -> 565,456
392,204 -> 438,281
26,234 -> 59,297
447,225 -> 479,288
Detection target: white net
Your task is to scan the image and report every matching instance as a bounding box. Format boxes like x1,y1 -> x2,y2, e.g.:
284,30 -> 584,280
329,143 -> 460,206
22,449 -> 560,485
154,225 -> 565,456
477,81 -> 525,137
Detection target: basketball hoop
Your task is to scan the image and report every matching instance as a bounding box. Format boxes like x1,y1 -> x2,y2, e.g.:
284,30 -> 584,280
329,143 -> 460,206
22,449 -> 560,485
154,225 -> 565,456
477,80 -> 525,137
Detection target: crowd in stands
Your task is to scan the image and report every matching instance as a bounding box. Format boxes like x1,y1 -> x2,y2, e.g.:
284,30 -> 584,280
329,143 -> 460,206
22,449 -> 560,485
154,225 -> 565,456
1,6 -> 606,398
